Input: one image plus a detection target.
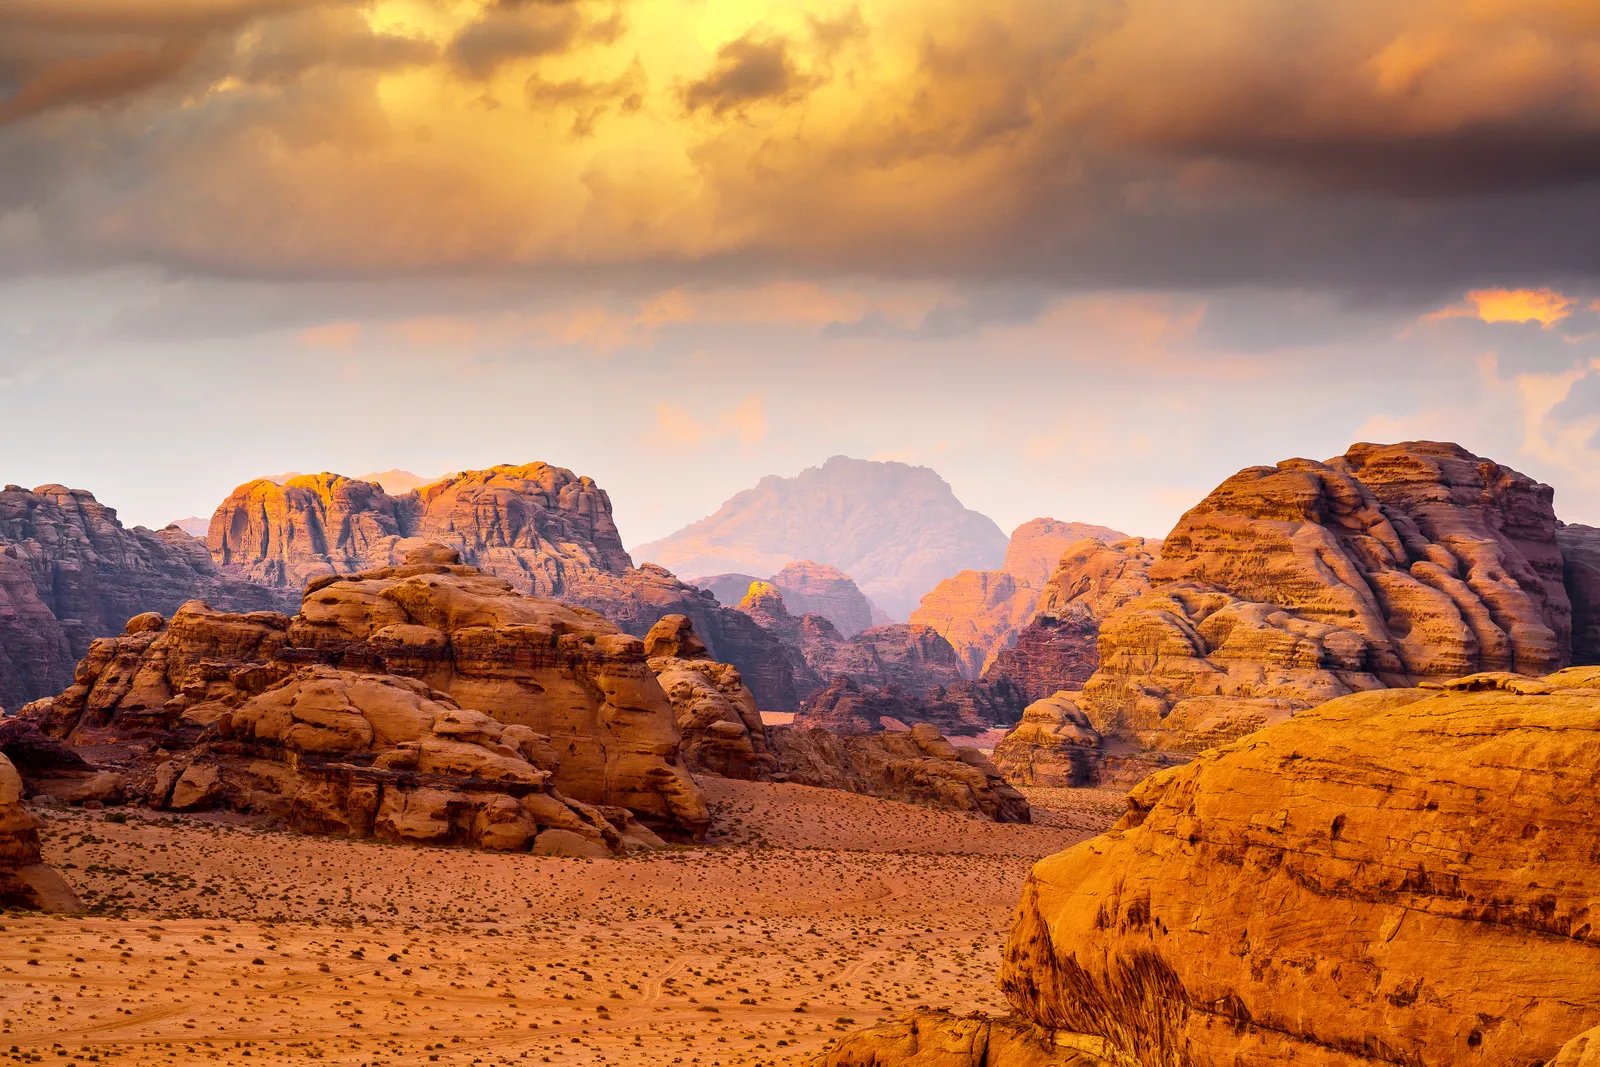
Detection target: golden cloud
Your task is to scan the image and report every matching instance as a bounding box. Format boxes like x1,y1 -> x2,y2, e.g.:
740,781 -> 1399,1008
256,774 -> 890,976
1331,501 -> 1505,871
1430,288 -> 1582,328
1,0 -> 1599,281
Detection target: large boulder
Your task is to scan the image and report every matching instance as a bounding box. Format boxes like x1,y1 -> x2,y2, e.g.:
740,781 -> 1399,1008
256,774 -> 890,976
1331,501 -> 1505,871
644,614 -> 777,780
913,519 -> 1127,678
0,752 -> 82,911
988,693 -> 1102,787
0,484 -> 284,710
997,669 -> 1600,1065
205,464 -> 799,710
769,722 -> 1029,823
22,548 -> 709,841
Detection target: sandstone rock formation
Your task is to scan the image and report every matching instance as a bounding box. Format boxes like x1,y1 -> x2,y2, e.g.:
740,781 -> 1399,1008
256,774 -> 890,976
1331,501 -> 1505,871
988,694 -> 1102,787
205,464 -> 798,710
0,484 -> 283,710
769,723 -> 1029,823
794,676 -> 1024,737
827,669 -> 1600,1065
22,547 -> 710,843
696,561 -> 884,637
633,456 -> 1009,620
738,582 -> 968,700
913,519 -> 1128,678
987,443 -> 1597,787
998,671 -> 1600,1065
644,614 -> 777,781
0,752 -> 83,911
983,537 -> 1159,703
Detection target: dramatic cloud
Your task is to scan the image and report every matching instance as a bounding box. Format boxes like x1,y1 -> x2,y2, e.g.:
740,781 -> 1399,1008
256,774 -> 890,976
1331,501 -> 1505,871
0,0 -> 1596,288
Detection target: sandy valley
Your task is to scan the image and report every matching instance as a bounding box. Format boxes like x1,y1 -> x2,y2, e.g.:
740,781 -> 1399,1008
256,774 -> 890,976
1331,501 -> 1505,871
0,782 -> 1122,1067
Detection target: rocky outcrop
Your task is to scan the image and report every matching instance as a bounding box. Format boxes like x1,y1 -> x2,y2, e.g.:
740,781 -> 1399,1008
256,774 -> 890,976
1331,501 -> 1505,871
913,519 -> 1128,678
982,538 -> 1158,703
989,694 -> 1102,787
0,484 -> 283,710
987,443 -> 1596,786
644,614 -> 777,781
634,456 -> 1009,620
22,547 -> 710,842
0,752 -> 83,911
205,464 -> 798,710
740,581 -> 969,700
997,670 -> 1600,1066
769,723 -> 1029,823
794,675 -> 1024,737
694,563 -> 884,637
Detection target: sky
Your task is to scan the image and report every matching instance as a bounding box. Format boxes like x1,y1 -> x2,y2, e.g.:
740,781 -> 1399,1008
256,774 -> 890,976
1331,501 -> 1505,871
3,0 -> 1600,548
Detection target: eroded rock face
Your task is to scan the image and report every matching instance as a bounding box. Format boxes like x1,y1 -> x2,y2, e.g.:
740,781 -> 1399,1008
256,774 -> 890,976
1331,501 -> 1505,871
633,456 -> 1009,620
0,752 -> 83,911
793,676 -> 1023,737
740,581 -> 971,703
770,723 -> 1029,823
983,538 -> 1158,703
22,548 -> 710,842
644,614 -> 777,781
989,694 -> 1102,788
988,443 -> 1593,787
206,465 -> 799,711
913,520 -> 1128,678
0,484 -> 284,710
998,671 -> 1600,1066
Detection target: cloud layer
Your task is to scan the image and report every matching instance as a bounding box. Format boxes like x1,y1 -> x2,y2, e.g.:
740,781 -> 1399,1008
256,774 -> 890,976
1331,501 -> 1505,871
2,0 -> 1599,288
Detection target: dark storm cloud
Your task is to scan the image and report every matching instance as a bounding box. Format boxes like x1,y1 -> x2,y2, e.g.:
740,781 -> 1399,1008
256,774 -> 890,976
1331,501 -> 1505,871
683,33 -> 805,114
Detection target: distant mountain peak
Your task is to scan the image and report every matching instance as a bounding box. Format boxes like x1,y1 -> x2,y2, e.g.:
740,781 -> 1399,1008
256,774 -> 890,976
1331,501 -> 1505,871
634,457 -> 1007,620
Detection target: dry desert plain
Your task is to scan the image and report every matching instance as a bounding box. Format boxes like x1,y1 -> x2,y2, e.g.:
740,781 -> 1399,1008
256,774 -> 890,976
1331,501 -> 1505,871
0,779 -> 1125,1067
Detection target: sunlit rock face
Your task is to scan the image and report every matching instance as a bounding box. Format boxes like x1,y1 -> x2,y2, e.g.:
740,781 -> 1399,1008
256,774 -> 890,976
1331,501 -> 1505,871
205,463 -> 798,710
0,483 -> 283,710
913,519 -> 1128,678
987,441 -> 1587,786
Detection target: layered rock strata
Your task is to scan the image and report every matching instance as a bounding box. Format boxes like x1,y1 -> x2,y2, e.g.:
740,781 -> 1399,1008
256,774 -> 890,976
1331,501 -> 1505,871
794,675 -> 1024,737
998,670 -> 1600,1065
769,723 -> 1029,823
206,464 -> 797,710
990,442 -> 1594,786
0,484 -> 282,709
21,547 -> 710,844
826,670 -> 1600,1065
983,538 -> 1159,703
913,519 -> 1127,678
988,694 -> 1103,788
644,614 -> 777,781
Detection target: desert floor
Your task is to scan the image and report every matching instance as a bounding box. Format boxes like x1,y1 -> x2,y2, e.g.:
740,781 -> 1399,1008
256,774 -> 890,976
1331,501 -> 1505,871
1,781 -> 1125,1067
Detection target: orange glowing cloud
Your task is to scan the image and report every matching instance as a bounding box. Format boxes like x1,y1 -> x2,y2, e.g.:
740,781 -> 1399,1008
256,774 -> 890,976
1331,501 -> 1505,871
3,0 -> 1600,283
1429,288 -> 1581,328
